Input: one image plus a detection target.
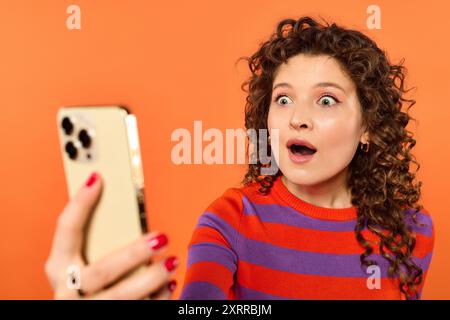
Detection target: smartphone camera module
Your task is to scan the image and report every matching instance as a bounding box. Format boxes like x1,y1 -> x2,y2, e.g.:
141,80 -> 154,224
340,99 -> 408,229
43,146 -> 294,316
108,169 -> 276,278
60,112 -> 97,163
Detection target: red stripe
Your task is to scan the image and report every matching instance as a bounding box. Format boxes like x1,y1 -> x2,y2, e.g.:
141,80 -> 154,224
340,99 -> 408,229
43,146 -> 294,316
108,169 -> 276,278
205,189 -> 243,230
189,226 -> 232,250
237,260 -> 402,299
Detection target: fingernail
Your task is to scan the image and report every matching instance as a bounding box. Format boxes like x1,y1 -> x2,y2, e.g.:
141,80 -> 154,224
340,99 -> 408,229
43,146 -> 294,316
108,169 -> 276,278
168,280 -> 177,292
85,172 -> 98,187
147,233 -> 168,251
164,256 -> 178,272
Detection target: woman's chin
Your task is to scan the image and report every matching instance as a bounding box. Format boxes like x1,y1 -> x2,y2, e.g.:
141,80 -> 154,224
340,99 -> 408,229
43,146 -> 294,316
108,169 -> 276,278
281,171 -> 321,187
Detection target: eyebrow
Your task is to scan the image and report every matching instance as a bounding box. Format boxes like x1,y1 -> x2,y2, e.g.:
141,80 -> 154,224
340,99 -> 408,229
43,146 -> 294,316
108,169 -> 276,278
272,82 -> 346,94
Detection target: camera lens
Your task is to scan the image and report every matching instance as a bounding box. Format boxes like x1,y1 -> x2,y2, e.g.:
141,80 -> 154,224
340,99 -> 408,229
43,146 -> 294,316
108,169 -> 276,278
78,129 -> 91,148
65,141 -> 78,160
61,117 -> 74,135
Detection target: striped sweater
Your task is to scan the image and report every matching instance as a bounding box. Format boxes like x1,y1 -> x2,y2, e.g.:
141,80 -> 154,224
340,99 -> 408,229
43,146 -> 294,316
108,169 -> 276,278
179,175 -> 435,300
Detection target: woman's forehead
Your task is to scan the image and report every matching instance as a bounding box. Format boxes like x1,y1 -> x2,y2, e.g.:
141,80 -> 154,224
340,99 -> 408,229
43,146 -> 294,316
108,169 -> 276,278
273,54 -> 355,92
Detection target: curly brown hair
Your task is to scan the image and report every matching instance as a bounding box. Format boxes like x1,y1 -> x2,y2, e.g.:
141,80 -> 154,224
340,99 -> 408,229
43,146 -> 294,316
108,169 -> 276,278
235,16 -> 427,299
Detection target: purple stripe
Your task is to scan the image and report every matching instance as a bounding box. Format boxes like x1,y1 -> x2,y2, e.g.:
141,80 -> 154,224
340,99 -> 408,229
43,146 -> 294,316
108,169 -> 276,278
196,211 -> 238,251
197,213 -> 433,278
195,211 -> 238,251
187,242 -> 237,273
238,234 -> 433,278
242,196 -> 433,237
235,283 -> 298,300
179,281 -> 226,300
409,253 -> 433,276
403,208 -> 433,237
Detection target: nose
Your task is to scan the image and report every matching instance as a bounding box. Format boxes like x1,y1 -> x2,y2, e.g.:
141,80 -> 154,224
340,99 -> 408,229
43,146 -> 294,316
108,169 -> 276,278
289,107 -> 312,130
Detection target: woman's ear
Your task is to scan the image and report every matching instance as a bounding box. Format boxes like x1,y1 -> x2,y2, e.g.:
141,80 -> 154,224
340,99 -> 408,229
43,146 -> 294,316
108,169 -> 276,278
360,131 -> 370,144
359,123 -> 369,144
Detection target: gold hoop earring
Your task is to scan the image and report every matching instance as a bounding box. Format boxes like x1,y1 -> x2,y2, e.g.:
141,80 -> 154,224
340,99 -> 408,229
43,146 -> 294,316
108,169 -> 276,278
360,141 -> 370,153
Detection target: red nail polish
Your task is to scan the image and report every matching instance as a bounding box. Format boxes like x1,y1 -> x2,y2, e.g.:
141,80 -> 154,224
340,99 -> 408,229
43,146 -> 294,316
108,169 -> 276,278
164,256 -> 178,272
147,234 -> 168,251
85,172 -> 98,187
168,280 -> 177,292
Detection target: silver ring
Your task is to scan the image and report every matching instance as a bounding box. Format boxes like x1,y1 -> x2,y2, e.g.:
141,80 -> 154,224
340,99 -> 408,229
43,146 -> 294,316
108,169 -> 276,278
68,268 -> 85,298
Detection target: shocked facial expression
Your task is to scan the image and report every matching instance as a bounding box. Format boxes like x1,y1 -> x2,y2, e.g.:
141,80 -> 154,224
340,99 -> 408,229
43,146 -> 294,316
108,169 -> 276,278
267,54 -> 368,186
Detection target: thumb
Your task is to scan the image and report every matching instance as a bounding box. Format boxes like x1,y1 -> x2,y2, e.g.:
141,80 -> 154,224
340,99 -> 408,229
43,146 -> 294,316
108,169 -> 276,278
52,172 -> 103,258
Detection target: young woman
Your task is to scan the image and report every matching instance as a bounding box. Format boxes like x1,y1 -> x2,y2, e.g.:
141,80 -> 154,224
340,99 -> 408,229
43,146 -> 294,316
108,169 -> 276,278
179,16 -> 435,300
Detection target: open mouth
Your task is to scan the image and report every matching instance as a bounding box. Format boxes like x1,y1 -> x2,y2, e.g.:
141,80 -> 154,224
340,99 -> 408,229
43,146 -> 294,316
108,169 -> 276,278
288,144 -> 317,156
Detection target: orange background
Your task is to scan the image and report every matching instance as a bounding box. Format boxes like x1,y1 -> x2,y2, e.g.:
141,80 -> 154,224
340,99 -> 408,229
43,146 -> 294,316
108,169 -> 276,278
0,0 -> 449,299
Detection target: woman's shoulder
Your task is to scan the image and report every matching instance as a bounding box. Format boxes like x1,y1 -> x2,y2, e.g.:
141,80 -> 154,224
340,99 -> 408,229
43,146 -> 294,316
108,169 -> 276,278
402,206 -> 434,237
199,180 -> 263,224
207,180 -> 261,206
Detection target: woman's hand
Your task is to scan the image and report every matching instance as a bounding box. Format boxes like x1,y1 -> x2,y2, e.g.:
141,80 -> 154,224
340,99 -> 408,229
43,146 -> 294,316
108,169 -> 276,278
44,172 -> 178,299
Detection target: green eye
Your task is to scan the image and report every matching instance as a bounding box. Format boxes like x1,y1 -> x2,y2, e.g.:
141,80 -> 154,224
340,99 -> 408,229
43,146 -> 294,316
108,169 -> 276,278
275,94 -> 293,105
318,95 -> 339,106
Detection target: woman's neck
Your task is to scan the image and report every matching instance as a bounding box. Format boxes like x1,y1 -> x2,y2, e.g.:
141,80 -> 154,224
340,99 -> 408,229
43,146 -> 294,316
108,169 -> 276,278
281,169 -> 353,209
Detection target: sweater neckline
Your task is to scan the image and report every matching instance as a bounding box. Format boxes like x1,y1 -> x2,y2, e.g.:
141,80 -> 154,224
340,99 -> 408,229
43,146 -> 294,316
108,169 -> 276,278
271,175 -> 358,221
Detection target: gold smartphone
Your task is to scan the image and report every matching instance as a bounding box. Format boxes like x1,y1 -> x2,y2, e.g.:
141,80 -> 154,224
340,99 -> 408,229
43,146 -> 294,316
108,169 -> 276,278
57,106 -> 148,266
